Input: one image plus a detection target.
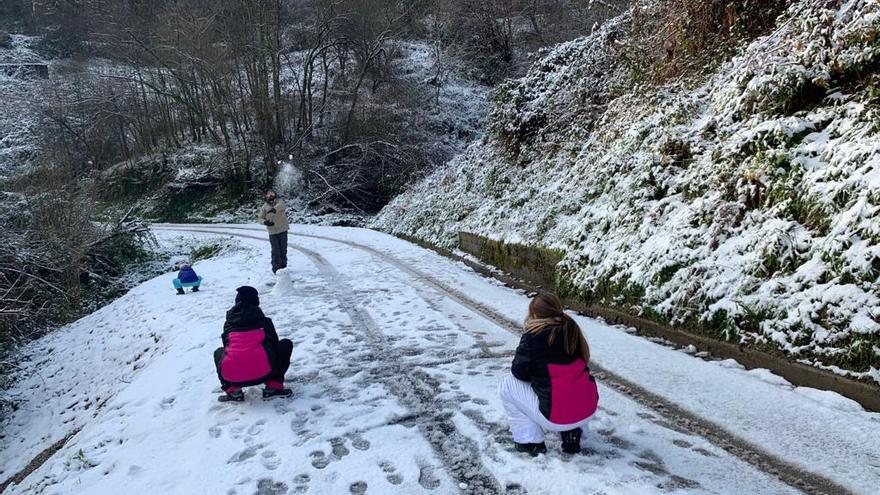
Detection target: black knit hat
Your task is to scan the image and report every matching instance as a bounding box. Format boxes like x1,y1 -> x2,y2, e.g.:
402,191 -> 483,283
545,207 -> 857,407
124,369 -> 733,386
235,286 -> 260,306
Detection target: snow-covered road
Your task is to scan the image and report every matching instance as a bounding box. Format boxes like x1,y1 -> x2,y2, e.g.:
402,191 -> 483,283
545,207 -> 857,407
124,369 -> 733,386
2,225 -> 878,495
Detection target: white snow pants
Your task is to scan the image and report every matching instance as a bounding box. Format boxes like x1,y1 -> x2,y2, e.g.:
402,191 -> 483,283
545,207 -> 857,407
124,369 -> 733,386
498,374 -> 593,444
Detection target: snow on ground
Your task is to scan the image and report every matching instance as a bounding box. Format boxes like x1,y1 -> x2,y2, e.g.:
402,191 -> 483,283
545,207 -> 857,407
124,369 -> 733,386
1,225 -> 878,494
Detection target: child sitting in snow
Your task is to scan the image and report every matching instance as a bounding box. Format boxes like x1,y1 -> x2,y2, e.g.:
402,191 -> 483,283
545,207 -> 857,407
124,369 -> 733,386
173,261 -> 202,295
213,286 -> 293,402
499,292 -> 599,456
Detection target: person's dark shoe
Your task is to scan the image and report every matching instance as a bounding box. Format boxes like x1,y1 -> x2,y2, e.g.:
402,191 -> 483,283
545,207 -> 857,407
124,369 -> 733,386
218,390 -> 244,402
191,286 -> 199,292
514,442 -> 547,457
560,428 -> 582,454
262,387 -> 292,400
176,288 -> 185,295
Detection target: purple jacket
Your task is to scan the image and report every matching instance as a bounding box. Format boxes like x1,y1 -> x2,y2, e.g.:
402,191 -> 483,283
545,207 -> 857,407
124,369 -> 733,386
178,266 -> 200,283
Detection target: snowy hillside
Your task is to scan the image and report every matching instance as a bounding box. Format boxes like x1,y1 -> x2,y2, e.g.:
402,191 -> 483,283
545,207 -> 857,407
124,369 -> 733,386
373,0 -> 880,383
2,225 -> 879,494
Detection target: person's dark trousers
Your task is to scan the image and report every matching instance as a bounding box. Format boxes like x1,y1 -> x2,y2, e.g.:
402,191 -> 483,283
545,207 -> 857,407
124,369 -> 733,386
265,339 -> 293,390
269,231 -> 288,273
213,347 -> 235,392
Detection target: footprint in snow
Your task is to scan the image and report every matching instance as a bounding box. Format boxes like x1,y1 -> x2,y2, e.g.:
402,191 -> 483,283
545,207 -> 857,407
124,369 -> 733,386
379,461 -> 403,485
330,437 -> 350,459
417,464 -> 441,490
260,450 -> 280,471
208,426 -> 222,438
598,430 -> 634,451
230,424 -> 246,440
693,447 -> 717,457
631,450 -> 668,476
273,400 -> 292,414
248,419 -> 266,436
255,478 -> 288,495
290,414 -> 308,433
291,473 -> 311,494
657,475 -> 701,491
310,450 -> 330,469
349,481 -> 368,494
227,444 -> 264,464
348,432 -> 370,451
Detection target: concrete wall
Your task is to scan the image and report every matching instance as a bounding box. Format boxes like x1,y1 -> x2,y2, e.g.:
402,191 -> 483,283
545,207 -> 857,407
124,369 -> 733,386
458,232 -> 562,290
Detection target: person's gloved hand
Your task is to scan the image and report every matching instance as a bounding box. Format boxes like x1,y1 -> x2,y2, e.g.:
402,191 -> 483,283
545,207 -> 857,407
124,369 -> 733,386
264,221 -> 275,227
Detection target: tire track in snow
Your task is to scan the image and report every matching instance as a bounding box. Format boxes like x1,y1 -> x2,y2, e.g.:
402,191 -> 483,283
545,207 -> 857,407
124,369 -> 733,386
287,244 -> 504,494
156,225 -> 852,495
155,226 -> 505,495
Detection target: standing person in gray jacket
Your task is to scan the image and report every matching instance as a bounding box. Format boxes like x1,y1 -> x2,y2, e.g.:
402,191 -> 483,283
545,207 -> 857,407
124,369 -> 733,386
257,190 -> 289,273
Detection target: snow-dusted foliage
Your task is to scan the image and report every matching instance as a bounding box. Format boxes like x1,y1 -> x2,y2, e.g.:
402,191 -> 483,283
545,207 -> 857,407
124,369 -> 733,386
374,0 -> 880,382
0,35 -> 44,177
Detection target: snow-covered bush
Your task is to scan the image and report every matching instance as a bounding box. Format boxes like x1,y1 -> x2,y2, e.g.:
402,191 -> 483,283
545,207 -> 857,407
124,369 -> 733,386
374,0 -> 880,383
0,193 -> 157,405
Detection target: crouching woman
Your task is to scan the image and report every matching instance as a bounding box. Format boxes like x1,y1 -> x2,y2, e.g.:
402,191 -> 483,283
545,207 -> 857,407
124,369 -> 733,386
213,286 -> 293,402
499,293 -> 599,456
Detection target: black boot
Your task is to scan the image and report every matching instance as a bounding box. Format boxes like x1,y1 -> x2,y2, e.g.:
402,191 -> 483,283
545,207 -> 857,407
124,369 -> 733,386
560,428 -> 582,454
218,390 -> 244,402
176,288 -> 185,295
191,286 -> 199,292
514,442 -> 547,457
262,387 -> 293,400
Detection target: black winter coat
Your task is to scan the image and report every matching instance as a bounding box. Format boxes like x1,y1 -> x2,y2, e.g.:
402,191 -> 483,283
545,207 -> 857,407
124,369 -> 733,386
511,325 -> 595,421
222,303 -> 278,351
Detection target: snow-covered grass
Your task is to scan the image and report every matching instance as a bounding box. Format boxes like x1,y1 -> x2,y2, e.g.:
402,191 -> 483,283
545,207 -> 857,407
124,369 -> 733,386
3,225 -> 879,494
373,0 -> 880,383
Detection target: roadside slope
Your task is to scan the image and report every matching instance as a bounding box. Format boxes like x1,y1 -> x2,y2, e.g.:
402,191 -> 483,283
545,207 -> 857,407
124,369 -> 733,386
373,0 -> 880,383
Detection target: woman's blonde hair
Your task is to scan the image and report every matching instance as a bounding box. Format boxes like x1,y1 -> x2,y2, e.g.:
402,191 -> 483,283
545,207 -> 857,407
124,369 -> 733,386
524,292 -> 590,364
